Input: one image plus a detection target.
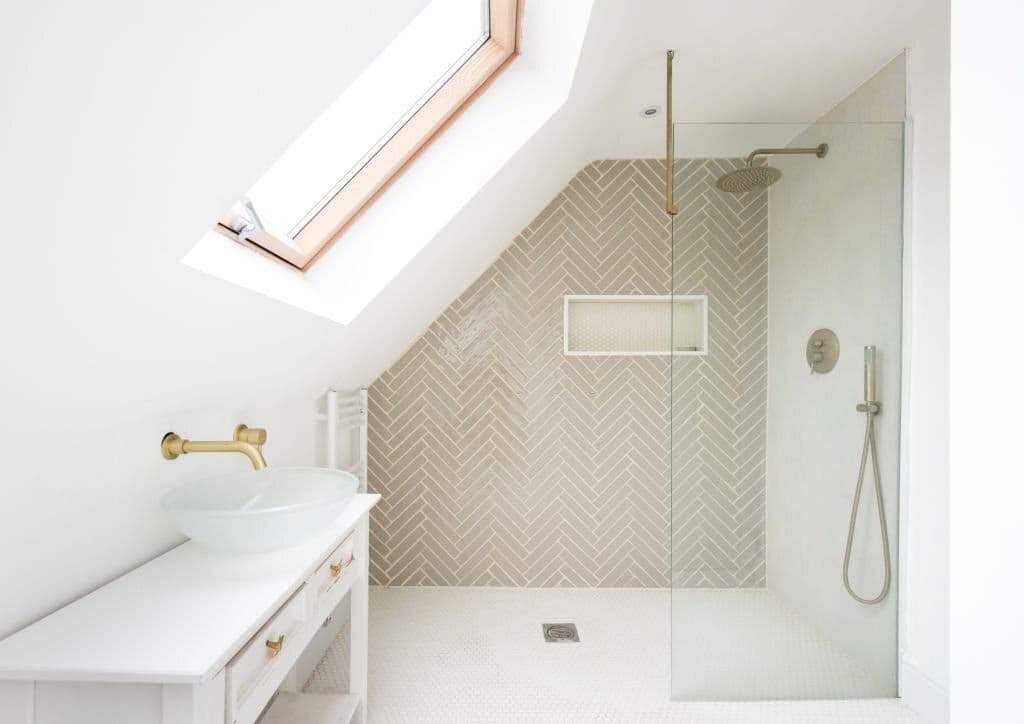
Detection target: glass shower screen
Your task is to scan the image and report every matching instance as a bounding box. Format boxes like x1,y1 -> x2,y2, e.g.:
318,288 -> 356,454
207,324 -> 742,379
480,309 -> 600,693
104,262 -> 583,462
669,122 -> 904,700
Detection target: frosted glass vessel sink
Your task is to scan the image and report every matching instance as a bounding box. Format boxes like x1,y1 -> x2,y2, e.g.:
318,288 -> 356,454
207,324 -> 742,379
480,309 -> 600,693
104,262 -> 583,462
161,467 -> 359,554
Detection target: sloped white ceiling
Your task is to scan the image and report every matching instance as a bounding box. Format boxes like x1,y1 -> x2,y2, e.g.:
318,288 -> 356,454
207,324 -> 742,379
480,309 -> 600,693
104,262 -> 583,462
0,0 -> 938,430
586,0 -> 936,158
0,0 -> 434,431
182,2 -> 597,326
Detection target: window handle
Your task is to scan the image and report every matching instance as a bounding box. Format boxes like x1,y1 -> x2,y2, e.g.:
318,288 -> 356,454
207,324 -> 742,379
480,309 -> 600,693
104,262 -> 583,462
237,197 -> 265,243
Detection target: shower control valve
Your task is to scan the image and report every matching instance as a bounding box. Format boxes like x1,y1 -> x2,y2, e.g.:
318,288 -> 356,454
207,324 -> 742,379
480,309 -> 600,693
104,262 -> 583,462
806,328 -> 840,374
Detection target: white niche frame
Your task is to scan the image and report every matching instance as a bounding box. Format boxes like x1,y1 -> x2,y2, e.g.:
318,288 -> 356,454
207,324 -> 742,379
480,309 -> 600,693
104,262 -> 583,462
563,294 -> 709,357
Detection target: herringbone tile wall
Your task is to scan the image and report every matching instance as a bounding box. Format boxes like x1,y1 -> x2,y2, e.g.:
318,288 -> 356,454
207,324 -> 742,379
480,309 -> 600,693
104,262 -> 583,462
367,159 -> 768,588
671,159 -> 769,588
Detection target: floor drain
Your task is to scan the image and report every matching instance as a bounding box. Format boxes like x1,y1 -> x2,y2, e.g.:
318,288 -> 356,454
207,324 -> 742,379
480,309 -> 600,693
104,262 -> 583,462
542,623 -> 580,642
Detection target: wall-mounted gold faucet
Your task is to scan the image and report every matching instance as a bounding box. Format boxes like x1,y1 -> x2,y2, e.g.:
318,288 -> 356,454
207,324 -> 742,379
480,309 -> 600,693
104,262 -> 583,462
161,424 -> 268,470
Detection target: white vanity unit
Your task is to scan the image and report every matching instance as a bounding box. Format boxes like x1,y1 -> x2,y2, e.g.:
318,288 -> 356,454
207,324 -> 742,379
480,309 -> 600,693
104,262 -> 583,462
0,494 -> 380,724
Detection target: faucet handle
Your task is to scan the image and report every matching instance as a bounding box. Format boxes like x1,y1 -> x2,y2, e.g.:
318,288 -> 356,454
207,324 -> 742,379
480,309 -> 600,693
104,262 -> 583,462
234,424 -> 267,446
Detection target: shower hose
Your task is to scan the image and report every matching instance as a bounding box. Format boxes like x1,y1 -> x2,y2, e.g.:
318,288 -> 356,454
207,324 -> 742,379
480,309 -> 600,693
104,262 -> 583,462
842,403 -> 891,605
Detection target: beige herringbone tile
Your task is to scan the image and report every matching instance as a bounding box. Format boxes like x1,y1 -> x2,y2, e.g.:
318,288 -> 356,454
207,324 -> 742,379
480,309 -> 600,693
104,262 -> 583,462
670,159 -> 769,587
368,159 -> 768,588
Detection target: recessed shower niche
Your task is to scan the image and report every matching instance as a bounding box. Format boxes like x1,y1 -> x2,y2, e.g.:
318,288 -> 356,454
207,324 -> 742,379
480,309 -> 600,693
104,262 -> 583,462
563,294 -> 708,356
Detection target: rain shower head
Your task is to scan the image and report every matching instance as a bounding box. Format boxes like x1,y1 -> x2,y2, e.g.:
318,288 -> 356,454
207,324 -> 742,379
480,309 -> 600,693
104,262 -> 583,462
715,143 -> 828,194
716,165 -> 783,193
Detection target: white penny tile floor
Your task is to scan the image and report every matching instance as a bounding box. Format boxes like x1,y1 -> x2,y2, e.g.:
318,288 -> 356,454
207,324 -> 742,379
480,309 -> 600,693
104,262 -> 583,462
671,589 -> 890,700
305,587 -> 926,724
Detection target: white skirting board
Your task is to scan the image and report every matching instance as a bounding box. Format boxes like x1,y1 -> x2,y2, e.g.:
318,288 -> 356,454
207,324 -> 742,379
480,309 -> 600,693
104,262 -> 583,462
901,657 -> 949,724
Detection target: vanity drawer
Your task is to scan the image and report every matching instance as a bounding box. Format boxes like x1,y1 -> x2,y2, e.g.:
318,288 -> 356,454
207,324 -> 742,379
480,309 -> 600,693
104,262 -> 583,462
225,586 -> 308,724
311,533 -> 357,610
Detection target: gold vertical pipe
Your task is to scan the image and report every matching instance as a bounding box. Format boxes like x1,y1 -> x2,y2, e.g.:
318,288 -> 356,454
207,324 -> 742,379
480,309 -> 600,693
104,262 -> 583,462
665,50 -> 678,216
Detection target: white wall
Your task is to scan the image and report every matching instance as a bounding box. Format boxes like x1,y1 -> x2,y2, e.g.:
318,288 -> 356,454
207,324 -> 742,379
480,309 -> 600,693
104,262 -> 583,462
766,58 -> 906,689
0,0 -> 600,640
901,5 -> 951,721
818,55 -> 907,124
0,0 -> 429,639
949,2 -> 1024,723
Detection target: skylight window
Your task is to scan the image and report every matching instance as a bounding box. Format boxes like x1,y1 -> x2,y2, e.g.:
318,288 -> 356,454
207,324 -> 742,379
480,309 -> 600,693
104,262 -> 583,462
218,0 -> 521,270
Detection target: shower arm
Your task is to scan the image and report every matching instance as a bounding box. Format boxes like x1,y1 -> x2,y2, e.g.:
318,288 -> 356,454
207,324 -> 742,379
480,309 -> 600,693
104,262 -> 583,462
744,144 -> 829,168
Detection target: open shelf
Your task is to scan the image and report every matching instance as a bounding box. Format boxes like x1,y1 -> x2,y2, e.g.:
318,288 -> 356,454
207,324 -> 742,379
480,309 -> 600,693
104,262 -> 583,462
259,692 -> 360,724
563,294 -> 708,356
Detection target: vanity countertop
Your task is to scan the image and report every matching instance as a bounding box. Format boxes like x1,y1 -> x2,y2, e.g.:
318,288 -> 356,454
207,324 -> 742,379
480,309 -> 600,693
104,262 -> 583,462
0,494 -> 380,685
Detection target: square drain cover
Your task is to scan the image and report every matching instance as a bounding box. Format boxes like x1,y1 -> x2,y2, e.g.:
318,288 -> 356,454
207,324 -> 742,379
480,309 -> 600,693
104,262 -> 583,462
542,623 -> 579,642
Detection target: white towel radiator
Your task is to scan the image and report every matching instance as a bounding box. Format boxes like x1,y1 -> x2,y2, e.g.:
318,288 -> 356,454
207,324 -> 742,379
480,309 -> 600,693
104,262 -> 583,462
319,388 -> 368,492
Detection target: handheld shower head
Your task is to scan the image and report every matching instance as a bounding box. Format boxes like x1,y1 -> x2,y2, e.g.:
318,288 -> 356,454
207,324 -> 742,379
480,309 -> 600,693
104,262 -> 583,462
714,143 -> 828,194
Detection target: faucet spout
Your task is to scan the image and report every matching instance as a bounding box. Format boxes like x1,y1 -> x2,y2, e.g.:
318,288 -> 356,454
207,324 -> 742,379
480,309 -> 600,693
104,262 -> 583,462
161,424 -> 268,470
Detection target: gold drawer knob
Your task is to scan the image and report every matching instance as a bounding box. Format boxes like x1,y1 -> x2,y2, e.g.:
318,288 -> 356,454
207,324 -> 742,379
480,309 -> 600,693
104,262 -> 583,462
265,634 -> 284,657
329,555 -> 354,578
